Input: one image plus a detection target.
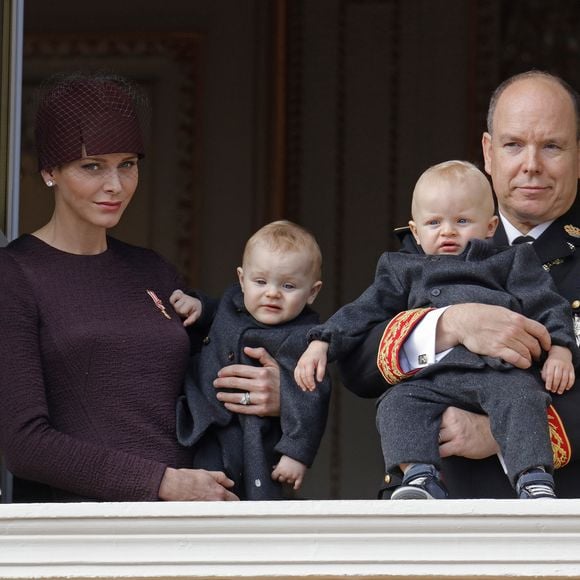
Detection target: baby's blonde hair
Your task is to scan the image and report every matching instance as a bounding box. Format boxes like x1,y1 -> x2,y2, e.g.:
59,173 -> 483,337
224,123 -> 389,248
412,160 -> 494,218
243,220 -> 322,280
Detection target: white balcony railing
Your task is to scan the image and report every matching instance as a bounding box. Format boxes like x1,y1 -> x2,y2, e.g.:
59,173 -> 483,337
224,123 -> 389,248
2,500 -> 580,578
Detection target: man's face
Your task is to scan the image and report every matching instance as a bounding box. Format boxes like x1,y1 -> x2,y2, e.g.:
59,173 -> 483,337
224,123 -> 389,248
482,77 -> 580,232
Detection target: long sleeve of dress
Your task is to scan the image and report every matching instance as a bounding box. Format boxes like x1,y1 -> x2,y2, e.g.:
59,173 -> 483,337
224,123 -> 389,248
0,239 -> 192,502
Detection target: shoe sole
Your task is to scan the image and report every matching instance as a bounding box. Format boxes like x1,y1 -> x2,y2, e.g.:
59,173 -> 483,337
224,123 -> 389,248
391,486 -> 434,500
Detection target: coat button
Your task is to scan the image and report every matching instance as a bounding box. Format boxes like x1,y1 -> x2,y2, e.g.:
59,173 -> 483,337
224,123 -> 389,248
572,300 -> 580,311
384,474 -> 391,484
227,351 -> 235,361
430,288 -> 441,297
202,336 -> 210,345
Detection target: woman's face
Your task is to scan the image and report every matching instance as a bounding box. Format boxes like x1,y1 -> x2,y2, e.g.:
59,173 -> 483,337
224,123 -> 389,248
42,152 -> 139,232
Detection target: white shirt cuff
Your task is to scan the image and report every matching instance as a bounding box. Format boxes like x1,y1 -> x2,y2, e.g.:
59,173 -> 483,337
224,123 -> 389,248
400,307 -> 452,372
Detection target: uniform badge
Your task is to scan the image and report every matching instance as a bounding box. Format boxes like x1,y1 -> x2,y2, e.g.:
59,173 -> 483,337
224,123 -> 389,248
564,224 -> 580,238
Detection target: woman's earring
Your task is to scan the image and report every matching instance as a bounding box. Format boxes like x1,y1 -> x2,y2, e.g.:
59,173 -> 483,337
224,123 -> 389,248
46,180 -> 54,187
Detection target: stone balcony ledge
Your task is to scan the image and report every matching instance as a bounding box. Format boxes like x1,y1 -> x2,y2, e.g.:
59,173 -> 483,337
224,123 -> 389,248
2,499 -> 580,579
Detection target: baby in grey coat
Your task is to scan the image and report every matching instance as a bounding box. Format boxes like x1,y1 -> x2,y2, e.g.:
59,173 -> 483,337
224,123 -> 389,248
171,221 -> 329,499
296,160 -> 577,500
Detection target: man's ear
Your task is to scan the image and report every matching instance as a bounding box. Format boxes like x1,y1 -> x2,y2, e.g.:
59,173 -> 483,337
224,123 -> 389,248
482,132 -> 493,176
486,215 -> 499,238
307,280 -> 323,304
236,267 -> 244,290
408,220 -> 421,245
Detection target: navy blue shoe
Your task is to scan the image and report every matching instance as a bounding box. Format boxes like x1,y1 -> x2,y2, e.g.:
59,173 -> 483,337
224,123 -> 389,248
391,464 -> 448,500
516,469 -> 556,499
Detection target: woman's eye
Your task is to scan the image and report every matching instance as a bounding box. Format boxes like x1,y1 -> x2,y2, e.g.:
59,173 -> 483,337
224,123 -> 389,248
81,163 -> 100,171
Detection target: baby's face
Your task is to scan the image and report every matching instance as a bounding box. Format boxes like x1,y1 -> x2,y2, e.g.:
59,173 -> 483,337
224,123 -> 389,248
237,244 -> 322,325
409,180 -> 498,255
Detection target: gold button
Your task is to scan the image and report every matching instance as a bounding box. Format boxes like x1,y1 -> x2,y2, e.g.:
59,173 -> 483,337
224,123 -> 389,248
384,474 -> 391,484
571,300 -> 580,311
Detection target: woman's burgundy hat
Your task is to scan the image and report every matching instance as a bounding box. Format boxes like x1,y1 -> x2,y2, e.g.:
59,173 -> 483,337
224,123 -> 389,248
35,74 -> 145,171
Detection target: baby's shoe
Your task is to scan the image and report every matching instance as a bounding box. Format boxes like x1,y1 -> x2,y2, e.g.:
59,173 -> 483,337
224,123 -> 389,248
516,468 -> 556,499
391,463 -> 448,500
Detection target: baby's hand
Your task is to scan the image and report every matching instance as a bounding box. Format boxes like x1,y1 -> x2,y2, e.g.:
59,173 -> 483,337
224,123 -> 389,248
294,340 -> 329,392
542,345 -> 575,394
271,455 -> 307,491
169,290 -> 202,327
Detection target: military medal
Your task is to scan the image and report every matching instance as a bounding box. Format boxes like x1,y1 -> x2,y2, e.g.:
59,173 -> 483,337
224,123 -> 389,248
564,224 -> 580,238
146,289 -> 172,319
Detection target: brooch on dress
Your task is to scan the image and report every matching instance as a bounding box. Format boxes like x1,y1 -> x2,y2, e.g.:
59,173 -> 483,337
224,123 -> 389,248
146,289 -> 172,319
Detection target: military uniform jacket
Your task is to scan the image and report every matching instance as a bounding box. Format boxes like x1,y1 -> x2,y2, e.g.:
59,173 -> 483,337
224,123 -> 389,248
176,284 -> 330,499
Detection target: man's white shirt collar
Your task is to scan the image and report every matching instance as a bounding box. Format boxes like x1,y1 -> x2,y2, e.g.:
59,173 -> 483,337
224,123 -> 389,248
498,211 -> 554,244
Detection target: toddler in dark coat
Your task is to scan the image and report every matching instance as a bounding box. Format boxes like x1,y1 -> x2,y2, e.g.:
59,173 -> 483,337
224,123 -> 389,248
171,221 -> 330,499
295,161 -> 577,500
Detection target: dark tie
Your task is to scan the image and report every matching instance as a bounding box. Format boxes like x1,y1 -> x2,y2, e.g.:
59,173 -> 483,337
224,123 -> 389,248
512,235 -> 535,245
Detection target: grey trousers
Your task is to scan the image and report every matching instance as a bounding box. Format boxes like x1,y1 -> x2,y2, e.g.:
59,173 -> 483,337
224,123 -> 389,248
376,365 -> 552,486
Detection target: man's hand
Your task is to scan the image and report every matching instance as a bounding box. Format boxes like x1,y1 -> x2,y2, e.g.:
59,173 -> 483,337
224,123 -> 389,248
158,467 -> 239,501
438,407 -> 500,460
214,347 -> 281,416
437,303 -> 551,369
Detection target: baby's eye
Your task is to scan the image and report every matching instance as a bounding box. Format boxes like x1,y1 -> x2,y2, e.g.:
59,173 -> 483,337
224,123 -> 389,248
283,283 -> 296,290
255,279 -> 267,286
426,219 -> 440,226
457,218 -> 469,224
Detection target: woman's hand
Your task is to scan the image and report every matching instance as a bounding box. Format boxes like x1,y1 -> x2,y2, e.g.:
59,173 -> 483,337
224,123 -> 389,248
214,347 -> 281,416
158,467 -> 239,501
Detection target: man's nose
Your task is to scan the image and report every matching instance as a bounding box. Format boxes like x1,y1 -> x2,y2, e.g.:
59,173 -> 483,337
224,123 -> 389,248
522,146 -> 542,174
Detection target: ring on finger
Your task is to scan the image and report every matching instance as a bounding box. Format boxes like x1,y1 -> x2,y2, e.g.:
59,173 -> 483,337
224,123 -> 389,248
240,392 -> 251,406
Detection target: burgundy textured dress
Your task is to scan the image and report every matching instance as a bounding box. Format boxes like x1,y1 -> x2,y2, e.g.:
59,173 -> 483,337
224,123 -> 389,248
0,235 -> 192,501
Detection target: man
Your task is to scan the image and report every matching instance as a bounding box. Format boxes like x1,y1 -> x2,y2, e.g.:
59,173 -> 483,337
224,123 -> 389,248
340,70 -> 580,498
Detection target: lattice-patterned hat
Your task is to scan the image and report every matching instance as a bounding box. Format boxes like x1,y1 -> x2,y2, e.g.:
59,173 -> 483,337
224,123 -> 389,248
35,73 -> 145,171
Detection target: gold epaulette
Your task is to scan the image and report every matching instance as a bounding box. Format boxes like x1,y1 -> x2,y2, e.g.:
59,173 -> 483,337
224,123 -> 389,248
377,307 -> 435,385
548,404 -> 571,469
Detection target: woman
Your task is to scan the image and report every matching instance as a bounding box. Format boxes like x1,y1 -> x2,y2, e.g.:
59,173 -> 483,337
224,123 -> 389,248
0,73 -> 279,502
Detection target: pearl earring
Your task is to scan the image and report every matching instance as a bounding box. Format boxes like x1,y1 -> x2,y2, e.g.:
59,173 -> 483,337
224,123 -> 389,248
46,180 -> 54,187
